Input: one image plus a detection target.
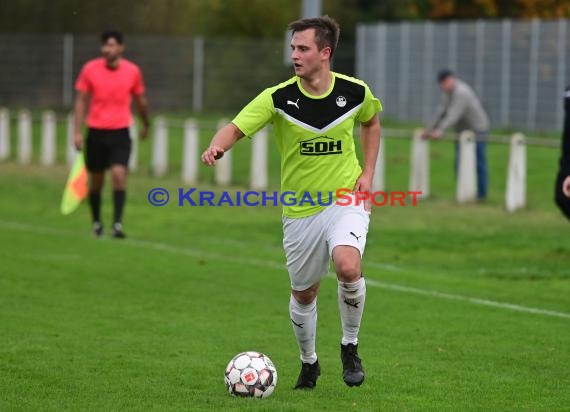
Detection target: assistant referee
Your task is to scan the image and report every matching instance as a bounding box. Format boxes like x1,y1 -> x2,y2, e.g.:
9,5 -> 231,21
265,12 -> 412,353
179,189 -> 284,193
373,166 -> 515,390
74,29 -> 150,238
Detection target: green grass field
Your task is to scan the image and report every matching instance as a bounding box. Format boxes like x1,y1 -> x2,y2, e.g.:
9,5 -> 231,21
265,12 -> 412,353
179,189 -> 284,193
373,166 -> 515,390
1,120 -> 570,411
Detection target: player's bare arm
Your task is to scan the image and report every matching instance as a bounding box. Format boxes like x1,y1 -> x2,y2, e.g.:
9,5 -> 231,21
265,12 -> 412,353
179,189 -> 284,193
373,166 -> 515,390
201,123 -> 245,166
354,114 -> 381,211
73,91 -> 89,150
133,93 -> 150,139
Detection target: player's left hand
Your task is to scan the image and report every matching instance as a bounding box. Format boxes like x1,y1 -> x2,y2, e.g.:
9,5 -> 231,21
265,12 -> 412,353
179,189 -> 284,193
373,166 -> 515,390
563,175 -> 570,198
353,172 -> 373,213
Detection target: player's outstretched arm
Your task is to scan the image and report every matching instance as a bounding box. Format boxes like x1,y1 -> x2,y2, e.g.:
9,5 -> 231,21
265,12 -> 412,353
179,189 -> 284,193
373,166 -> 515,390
201,123 -> 245,166
355,114 -> 381,211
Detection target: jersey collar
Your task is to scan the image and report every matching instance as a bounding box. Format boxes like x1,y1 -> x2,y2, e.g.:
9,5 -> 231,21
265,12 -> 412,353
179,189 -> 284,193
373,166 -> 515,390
296,72 -> 336,99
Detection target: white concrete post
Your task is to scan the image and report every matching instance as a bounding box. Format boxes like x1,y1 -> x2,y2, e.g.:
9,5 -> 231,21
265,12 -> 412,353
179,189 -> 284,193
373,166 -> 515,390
152,117 -> 168,177
215,118 -> 231,186
409,128 -> 430,199
0,108 -> 10,160
372,136 -> 385,192
129,123 -> 138,172
41,110 -> 57,166
250,127 -> 268,190
66,113 -> 75,164
456,130 -> 477,203
18,109 -> 32,165
182,119 -> 199,184
505,133 -> 527,212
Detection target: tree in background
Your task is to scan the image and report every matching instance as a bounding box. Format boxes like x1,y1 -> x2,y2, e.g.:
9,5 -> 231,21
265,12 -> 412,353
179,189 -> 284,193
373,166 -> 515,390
426,0 -> 570,19
1,0 -> 569,36
0,0 -> 299,36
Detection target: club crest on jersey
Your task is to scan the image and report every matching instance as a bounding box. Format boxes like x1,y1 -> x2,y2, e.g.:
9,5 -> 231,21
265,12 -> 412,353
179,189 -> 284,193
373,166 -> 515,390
336,96 -> 347,107
299,136 -> 343,156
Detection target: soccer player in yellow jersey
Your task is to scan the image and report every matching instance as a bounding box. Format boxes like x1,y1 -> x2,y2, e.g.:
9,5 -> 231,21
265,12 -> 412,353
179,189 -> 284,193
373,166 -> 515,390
201,16 -> 382,389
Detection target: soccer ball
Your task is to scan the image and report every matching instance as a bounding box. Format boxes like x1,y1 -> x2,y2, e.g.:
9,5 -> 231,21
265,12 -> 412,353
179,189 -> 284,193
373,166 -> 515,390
224,351 -> 277,398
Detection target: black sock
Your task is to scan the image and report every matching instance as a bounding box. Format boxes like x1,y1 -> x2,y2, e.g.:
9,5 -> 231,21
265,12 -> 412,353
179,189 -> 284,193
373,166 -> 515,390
89,192 -> 101,223
113,190 -> 126,226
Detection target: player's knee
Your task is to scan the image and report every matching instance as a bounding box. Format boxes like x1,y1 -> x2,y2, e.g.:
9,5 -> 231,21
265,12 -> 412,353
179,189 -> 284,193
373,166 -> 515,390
292,287 -> 318,305
335,260 -> 361,282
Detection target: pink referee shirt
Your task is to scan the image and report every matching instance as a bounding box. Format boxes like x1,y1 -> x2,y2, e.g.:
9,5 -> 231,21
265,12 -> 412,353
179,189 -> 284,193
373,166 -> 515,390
75,57 -> 145,129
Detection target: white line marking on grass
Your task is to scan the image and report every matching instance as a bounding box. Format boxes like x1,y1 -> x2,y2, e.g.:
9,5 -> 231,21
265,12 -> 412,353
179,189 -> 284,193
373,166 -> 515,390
366,261 -> 405,272
364,278 -> 570,319
126,238 -> 286,270
0,220 -> 286,270
2,219 -> 569,320
0,221 -> 71,236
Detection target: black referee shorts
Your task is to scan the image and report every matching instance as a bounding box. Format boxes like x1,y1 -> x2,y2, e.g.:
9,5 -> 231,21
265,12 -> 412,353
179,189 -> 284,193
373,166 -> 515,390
85,128 -> 131,172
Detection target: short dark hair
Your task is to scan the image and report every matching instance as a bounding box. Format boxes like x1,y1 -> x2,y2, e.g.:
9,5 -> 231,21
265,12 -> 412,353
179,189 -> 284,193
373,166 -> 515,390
288,15 -> 340,59
101,29 -> 124,45
437,69 -> 454,83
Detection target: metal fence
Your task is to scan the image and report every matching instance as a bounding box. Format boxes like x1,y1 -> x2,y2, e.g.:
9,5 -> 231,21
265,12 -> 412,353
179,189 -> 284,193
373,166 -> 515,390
357,19 -> 569,132
0,33 -> 354,113
0,34 -> 198,109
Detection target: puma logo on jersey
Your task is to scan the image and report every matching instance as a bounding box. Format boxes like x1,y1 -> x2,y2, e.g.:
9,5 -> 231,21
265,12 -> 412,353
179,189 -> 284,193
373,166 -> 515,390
287,98 -> 300,109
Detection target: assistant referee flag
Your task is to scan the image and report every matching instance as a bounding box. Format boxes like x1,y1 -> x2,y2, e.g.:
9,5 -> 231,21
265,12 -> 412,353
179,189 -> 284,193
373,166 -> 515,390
61,153 -> 88,215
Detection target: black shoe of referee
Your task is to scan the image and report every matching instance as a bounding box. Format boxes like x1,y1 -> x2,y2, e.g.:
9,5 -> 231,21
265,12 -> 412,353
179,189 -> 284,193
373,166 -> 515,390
111,223 -> 126,239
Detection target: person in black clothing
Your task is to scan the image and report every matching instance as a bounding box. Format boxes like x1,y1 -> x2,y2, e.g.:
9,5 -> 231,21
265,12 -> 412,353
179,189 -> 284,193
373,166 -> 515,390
555,86 -> 570,220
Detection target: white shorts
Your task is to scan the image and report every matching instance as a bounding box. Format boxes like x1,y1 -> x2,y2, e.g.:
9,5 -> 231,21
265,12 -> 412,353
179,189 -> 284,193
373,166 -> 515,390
282,195 -> 371,291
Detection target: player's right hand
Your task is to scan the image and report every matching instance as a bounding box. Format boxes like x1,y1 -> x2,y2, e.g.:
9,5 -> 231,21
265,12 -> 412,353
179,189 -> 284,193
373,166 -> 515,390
73,132 -> 83,151
201,145 -> 225,166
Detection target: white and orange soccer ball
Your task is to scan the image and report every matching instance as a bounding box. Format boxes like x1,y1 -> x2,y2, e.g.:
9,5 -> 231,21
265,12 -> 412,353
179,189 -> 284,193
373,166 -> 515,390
224,351 -> 277,398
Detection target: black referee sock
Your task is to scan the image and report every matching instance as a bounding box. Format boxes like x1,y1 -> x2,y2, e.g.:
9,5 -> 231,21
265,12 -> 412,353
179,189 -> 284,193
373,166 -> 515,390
113,190 -> 126,226
89,192 -> 102,223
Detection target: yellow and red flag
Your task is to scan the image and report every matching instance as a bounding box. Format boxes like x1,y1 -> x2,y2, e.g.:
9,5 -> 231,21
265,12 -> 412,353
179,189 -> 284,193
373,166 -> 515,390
60,153 -> 88,215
